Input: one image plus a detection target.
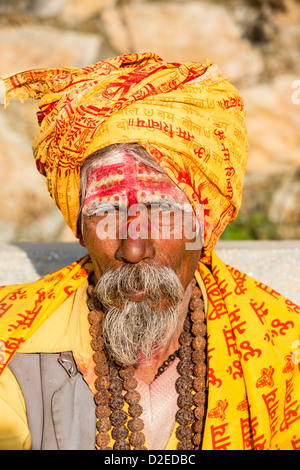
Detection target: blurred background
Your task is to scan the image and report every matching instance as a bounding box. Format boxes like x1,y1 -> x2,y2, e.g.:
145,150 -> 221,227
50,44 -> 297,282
0,0 -> 299,244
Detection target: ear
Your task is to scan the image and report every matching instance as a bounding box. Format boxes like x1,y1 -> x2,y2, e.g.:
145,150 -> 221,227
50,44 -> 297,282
79,236 -> 85,247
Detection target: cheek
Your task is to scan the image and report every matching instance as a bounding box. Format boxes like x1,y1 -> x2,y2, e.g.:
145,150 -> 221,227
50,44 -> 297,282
156,238 -> 200,286
82,219 -> 118,276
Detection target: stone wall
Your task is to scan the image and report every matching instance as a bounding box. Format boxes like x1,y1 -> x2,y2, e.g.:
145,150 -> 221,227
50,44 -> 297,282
0,0 -> 299,243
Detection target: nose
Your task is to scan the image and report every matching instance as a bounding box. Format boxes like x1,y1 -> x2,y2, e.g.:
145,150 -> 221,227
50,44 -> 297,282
115,223 -> 155,264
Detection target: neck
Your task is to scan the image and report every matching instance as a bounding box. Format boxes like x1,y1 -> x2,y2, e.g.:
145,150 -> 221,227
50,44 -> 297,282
134,282 -> 193,384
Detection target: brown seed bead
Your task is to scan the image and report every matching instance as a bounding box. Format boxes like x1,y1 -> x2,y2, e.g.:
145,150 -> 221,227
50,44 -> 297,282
96,417 -> 111,433
108,362 -> 119,377
193,419 -> 204,434
192,336 -> 206,351
191,284 -> 201,294
87,294 -> 102,310
96,432 -> 111,448
123,377 -> 138,390
191,288 -> 203,298
175,376 -> 193,394
128,403 -> 143,418
96,405 -> 111,419
191,349 -> 206,364
113,439 -> 131,450
190,310 -> 205,323
94,389 -> 110,406
109,378 -> 123,393
125,390 -> 141,405
176,424 -> 193,441
110,395 -> 125,410
178,345 -> 191,361
91,336 -> 105,351
194,362 -> 206,378
179,331 -> 192,346
95,362 -> 109,376
119,366 -> 135,379
87,284 -> 94,297
111,425 -> 129,440
93,350 -> 107,364
183,316 -> 191,332
176,359 -> 193,376
128,417 -> 144,432
194,406 -> 206,420
189,297 -> 204,311
88,309 -> 102,325
89,323 -> 101,338
134,446 -> 147,450
193,390 -> 206,407
176,408 -> 194,425
177,393 -> 194,409
191,321 -> 206,337
87,297 -> 95,310
95,375 -> 110,391
192,432 -> 202,447
177,439 -> 193,450
110,409 -> 128,426
129,431 -> 145,447
193,376 -> 206,391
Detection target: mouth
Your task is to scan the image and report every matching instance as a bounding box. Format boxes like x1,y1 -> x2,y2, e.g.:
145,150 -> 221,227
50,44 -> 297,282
123,290 -> 149,302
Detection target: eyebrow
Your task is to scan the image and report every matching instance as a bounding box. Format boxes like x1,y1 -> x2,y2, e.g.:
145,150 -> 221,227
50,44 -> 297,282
83,196 -> 191,217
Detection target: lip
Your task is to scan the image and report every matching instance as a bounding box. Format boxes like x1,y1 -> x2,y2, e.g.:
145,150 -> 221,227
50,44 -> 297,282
124,290 -> 149,302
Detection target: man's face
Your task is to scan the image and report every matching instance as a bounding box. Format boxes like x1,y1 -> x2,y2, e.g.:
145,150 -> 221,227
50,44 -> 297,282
81,151 -> 202,365
82,152 -> 201,287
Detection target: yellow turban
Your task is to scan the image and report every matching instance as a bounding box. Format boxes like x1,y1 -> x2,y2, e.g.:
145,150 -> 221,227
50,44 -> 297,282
2,52 -> 248,259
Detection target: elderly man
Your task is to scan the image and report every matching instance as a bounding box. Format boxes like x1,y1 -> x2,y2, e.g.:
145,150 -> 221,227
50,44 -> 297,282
0,53 -> 299,451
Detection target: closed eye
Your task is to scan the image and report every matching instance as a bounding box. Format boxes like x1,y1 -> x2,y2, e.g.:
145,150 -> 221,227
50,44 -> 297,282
84,202 -> 118,217
95,203 -> 117,214
150,202 -> 184,212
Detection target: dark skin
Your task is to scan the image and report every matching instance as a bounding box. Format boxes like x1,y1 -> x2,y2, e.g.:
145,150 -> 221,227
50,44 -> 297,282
81,172 -> 202,384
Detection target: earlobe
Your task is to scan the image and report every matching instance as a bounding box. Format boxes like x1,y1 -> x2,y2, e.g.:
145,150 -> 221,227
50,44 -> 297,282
79,237 -> 85,247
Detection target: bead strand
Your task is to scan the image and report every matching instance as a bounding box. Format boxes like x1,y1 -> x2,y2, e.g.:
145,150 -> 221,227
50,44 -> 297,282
88,277 -> 207,451
175,312 -> 194,450
87,284 -> 112,450
190,285 -> 207,449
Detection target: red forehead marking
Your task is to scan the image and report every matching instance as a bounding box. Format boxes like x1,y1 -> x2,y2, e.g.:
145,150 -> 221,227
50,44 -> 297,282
85,151 -> 183,206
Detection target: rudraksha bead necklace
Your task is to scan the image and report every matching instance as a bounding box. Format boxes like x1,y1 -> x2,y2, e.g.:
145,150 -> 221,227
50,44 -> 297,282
87,278 -> 207,450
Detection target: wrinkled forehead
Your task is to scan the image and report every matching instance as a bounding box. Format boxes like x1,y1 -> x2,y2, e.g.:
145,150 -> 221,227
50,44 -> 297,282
84,151 -> 189,206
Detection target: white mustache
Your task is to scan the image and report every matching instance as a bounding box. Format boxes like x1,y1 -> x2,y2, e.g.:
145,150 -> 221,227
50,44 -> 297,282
95,262 -> 183,307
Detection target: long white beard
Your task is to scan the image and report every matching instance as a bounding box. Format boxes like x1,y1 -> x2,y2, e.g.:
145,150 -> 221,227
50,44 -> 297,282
94,263 -> 184,366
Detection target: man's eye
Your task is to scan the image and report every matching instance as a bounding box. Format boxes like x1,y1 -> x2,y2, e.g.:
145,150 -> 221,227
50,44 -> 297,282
160,203 -> 173,211
150,203 -> 183,212
94,205 -> 118,216
151,203 -> 172,211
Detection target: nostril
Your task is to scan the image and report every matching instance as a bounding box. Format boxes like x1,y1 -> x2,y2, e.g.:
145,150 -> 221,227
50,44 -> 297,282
115,237 -> 155,264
